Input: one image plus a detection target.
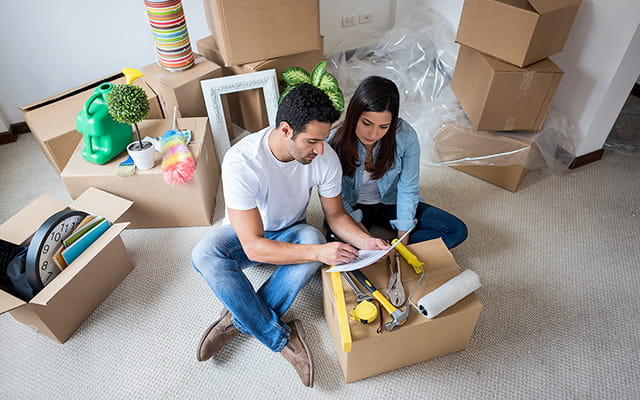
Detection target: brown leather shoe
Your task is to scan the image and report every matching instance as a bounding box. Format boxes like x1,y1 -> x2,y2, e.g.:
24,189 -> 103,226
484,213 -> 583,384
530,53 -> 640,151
280,319 -> 314,387
197,310 -> 240,362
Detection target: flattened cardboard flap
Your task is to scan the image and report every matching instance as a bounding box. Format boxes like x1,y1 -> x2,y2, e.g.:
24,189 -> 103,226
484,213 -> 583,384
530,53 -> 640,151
0,195 -> 66,245
70,187 -> 133,223
19,73 -> 123,112
0,289 -> 26,314
528,0 -> 579,14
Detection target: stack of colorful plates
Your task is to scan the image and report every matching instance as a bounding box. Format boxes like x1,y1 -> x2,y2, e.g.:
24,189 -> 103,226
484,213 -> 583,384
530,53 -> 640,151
145,0 -> 194,71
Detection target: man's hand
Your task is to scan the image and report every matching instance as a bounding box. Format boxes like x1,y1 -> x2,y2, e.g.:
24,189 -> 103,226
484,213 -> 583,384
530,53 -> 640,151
317,241 -> 360,266
361,237 -> 390,250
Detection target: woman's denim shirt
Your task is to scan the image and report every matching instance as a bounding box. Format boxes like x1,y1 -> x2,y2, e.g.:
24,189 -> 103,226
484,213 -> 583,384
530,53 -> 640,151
329,119 -> 422,232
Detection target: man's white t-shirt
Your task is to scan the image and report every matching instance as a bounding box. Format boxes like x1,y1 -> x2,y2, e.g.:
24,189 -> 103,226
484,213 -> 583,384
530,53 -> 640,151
221,126 -> 343,231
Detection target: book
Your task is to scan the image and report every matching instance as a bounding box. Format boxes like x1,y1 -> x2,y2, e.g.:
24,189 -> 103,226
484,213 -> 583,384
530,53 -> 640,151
63,217 -> 104,248
61,218 -> 111,265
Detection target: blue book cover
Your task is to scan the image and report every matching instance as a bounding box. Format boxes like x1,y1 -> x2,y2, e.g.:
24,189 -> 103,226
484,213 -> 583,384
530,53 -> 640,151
61,218 -> 111,265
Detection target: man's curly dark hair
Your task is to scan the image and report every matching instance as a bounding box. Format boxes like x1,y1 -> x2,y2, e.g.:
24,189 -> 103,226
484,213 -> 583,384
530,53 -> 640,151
276,83 -> 341,137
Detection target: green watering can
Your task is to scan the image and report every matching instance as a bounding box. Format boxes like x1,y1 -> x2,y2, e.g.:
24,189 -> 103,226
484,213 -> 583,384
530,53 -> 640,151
76,68 -> 144,164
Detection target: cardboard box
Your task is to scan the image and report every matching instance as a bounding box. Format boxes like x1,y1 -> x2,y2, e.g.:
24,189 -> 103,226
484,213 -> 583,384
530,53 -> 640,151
61,118 -> 219,229
197,35 -> 324,132
19,73 -> 163,173
455,0 -> 582,67
0,188 -> 133,343
451,46 -> 563,132
141,56 -> 236,141
435,122 -> 535,192
322,239 -> 482,382
141,56 -> 224,118
203,0 -> 322,66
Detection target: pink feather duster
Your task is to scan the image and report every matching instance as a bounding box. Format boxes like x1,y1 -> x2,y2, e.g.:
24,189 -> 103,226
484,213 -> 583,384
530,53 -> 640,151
161,130 -> 195,185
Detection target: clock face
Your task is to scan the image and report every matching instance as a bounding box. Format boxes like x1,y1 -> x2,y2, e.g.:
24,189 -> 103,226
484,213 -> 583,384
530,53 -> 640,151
26,210 -> 88,292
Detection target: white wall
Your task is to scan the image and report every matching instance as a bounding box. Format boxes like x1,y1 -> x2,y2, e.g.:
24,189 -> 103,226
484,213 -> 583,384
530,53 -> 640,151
319,0 -> 395,53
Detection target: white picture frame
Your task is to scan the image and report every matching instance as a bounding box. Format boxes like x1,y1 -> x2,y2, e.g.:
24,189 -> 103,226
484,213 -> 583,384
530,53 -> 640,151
200,69 -> 280,165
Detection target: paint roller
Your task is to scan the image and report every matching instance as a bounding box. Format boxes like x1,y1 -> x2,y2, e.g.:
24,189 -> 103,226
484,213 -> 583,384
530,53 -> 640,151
414,269 -> 481,318
393,240 -> 481,319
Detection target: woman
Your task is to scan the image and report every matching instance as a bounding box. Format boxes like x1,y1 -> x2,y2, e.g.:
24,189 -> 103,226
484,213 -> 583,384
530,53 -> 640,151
328,76 -> 467,248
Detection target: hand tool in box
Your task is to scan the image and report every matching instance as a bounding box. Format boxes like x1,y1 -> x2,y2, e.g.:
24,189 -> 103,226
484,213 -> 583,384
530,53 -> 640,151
350,269 -> 409,331
341,272 -> 378,324
386,254 -> 405,307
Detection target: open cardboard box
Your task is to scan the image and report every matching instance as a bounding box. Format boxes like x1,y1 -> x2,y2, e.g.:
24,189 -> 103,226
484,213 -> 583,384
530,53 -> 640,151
435,122 -> 536,192
197,35 -> 324,133
451,45 -> 563,132
0,188 -> 133,343
202,0 -> 322,66
322,239 -> 482,383
61,117 -> 219,229
455,0 -> 582,67
19,72 -> 163,173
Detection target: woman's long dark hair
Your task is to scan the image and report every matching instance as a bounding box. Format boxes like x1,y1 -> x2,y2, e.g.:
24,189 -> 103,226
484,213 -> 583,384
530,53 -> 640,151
329,76 -> 399,180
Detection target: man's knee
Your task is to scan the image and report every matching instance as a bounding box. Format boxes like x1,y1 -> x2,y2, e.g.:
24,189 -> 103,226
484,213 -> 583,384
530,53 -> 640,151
291,224 -> 326,246
191,225 -> 237,268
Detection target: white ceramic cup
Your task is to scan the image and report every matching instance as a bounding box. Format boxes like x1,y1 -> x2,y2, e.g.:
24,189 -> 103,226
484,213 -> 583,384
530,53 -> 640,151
127,138 -> 156,170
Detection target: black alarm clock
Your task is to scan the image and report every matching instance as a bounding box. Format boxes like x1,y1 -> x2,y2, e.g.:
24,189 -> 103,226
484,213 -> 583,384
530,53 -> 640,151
26,210 -> 88,292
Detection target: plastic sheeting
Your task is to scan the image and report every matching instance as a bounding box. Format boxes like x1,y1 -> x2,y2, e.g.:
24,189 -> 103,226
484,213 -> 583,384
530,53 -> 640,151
325,7 -> 576,176
604,94 -> 640,153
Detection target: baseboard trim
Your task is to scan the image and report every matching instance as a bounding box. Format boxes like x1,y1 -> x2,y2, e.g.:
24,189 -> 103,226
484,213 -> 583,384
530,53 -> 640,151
9,121 -> 30,135
569,148 -> 604,169
0,130 -> 17,145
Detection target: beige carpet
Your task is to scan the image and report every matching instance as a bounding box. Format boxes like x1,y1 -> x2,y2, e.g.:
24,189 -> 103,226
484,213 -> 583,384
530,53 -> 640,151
1,132 -> 639,399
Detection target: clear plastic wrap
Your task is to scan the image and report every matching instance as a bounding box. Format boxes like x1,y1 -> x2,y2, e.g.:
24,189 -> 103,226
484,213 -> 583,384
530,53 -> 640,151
604,94 -> 640,153
325,6 -> 576,176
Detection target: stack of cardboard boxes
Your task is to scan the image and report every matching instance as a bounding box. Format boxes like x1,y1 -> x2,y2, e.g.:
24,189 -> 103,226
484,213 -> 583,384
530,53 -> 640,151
443,0 -> 582,191
195,0 -> 324,133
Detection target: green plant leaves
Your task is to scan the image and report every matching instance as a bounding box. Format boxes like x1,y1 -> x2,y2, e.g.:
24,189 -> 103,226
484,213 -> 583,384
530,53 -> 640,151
282,67 -> 310,86
278,86 -> 294,104
325,88 -> 345,113
317,73 -> 339,93
310,60 -> 327,86
279,61 -> 344,113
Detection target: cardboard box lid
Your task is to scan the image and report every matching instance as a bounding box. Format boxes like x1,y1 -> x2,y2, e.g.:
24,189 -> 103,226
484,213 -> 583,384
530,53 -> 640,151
0,195 -> 66,246
435,122 -> 534,166
528,0 -> 580,14
141,56 -> 222,89
0,187 -> 132,247
0,289 -> 27,314
61,118 -> 208,178
19,72 -> 159,142
69,187 -> 133,223
482,52 -> 563,74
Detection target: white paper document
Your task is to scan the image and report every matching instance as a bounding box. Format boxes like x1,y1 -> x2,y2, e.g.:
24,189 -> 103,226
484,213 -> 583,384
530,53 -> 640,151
326,230 -> 412,272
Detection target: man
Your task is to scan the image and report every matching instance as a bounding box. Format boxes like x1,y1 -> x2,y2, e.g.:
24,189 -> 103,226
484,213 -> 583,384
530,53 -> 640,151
191,83 -> 388,387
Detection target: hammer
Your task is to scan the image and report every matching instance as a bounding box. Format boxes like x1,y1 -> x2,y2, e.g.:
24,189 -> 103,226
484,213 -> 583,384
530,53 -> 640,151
351,269 -> 409,331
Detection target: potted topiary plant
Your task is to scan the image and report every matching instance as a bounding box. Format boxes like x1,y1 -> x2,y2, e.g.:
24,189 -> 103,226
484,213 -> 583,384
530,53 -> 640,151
106,84 -> 154,169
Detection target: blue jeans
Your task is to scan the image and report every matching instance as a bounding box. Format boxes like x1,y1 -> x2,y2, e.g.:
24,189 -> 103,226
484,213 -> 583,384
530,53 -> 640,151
355,202 -> 468,248
191,223 -> 325,352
